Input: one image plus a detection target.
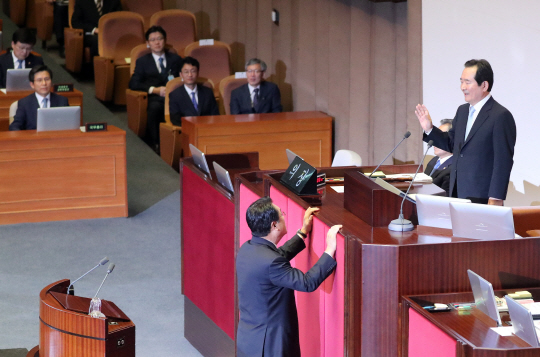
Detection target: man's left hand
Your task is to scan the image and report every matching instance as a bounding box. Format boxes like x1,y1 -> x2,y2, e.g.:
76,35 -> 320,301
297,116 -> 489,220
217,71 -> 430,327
301,207 -> 320,235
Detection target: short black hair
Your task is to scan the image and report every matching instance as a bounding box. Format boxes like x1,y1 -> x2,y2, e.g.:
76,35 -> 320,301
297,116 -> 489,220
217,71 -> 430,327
145,25 -> 166,41
464,59 -> 493,92
29,65 -> 52,82
440,118 -> 453,130
246,197 -> 279,237
181,56 -> 200,71
12,28 -> 36,46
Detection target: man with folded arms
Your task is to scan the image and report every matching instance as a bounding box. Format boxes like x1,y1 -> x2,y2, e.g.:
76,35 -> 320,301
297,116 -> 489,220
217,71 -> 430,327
10,65 -> 69,131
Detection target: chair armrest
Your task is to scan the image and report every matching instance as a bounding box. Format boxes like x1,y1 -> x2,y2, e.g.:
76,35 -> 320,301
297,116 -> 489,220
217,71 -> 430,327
126,89 -> 148,137
64,28 -> 84,73
94,56 -> 115,102
159,122 -> 182,171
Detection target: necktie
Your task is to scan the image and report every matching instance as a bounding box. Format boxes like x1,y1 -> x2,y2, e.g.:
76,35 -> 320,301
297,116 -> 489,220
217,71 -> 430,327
158,57 -> 165,74
17,60 -> 23,69
42,97 -> 48,109
95,0 -> 102,16
252,88 -> 259,110
191,92 -> 198,112
429,158 -> 441,176
464,106 -> 476,140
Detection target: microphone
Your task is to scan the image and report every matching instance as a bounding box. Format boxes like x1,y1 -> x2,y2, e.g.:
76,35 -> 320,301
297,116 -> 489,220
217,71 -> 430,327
93,263 -> 115,300
368,131 -> 411,177
67,257 -> 109,295
388,140 -> 433,232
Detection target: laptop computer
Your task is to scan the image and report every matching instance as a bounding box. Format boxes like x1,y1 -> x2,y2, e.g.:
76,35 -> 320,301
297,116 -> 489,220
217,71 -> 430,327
36,106 -> 80,132
505,295 -> 540,347
212,161 -> 234,194
189,144 -> 212,179
467,269 -> 502,326
6,68 -> 32,91
416,194 -> 471,229
449,202 -> 515,240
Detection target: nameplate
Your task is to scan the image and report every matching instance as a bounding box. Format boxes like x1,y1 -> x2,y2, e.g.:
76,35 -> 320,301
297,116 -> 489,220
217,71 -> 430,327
85,122 -> 107,132
54,83 -> 74,92
235,72 -> 247,79
280,156 -> 318,196
199,39 -> 215,46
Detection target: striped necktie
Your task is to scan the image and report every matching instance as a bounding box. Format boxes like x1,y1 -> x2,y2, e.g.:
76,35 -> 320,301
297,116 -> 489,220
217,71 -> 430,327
95,0 -> 102,16
191,92 -> 198,112
17,60 -> 23,69
42,97 -> 48,109
429,158 -> 441,176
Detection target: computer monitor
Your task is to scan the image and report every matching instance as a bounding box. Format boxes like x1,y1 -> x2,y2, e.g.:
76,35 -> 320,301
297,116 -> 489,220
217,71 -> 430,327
505,295 -> 540,347
467,269 -> 502,326
416,194 -> 471,229
6,68 -> 32,91
189,144 -> 212,179
36,106 -> 80,132
212,161 -> 234,194
449,202 -> 515,240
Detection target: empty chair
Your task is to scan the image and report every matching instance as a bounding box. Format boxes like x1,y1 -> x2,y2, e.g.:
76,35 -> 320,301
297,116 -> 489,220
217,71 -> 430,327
219,75 -> 247,115
150,10 -> 196,56
121,0 -> 163,29
184,40 -> 231,98
331,150 -> 362,167
94,11 -> 145,105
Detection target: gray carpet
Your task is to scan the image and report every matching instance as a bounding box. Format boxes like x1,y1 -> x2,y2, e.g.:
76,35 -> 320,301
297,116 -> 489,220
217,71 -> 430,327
0,349 -> 27,357
0,7 -> 203,357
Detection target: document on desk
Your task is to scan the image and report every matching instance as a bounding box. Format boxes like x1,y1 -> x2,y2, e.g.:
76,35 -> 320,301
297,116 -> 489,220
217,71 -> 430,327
490,326 -> 513,336
384,172 -> 433,184
331,186 -> 344,193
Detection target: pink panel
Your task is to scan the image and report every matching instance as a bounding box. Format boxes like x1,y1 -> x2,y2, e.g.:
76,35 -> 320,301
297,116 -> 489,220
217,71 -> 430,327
408,308 -> 457,357
296,216 -> 328,357
269,186 -> 289,248
238,183 -> 262,247
324,231 -> 345,357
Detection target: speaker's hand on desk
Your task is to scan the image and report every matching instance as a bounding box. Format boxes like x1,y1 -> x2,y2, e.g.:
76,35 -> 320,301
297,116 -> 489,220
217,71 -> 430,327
301,207 -> 320,236
324,225 -> 342,258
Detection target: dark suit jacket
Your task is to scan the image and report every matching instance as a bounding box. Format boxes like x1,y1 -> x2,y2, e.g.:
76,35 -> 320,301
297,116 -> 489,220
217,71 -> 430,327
169,84 -> 219,126
0,52 -> 44,88
71,0 -> 122,33
425,155 -> 453,196
9,92 -> 70,130
236,235 -> 336,357
424,96 -> 516,201
128,52 -> 182,93
230,81 -> 282,115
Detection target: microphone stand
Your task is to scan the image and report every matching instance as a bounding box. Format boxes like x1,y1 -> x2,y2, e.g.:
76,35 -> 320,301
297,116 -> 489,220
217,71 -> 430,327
369,131 -> 411,177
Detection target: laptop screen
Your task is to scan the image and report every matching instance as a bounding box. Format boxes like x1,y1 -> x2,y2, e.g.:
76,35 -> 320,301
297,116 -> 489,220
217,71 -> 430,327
505,295 -> 540,347
36,106 -> 80,132
467,269 -> 502,326
416,194 -> 471,229
450,202 -> 514,240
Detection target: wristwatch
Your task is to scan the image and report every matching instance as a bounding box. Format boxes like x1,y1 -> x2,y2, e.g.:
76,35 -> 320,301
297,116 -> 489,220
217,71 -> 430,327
296,229 -> 307,239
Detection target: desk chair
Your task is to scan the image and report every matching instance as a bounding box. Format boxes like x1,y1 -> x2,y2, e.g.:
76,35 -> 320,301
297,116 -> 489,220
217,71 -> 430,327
332,150 -> 362,167
35,0 -> 54,47
512,207 -> 540,237
120,0 -> 163,30
149,10 -> 196,57
64,0 -> 86,73
219,75 -> 247,115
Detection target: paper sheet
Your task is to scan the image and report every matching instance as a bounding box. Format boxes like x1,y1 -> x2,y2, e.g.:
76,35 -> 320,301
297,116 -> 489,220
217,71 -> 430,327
331,186 -> 344,193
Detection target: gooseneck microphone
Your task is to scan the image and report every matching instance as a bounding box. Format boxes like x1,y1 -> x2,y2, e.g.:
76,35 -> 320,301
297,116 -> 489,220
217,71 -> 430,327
67,257 -> 109,295
388,140 -> 433,232
369,131 -> 411,177
93,263 -> 115,300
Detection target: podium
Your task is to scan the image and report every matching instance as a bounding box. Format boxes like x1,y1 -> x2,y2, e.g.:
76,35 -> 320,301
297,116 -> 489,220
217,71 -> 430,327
27,279 -> 135,357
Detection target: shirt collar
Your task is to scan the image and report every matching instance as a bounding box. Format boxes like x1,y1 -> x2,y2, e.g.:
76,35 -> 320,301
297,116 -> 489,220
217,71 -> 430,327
35,92 -> 51,103
12,52 -> 23,67
248,83 -> 260,95
438,154 -> 452,165
470,93 -> 491,114
184,84 -> 198,95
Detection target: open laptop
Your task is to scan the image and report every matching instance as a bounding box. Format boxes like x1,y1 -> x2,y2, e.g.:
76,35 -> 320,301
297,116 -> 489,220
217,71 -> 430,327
467,269 -> 503,326
189,144 -> 212,179
212,161 -> 234,194
6,68 -> 32,91
449,202 -> 515,240
416,194 -> 471,229
505,295 -> 540,347
36,106 -> 80,132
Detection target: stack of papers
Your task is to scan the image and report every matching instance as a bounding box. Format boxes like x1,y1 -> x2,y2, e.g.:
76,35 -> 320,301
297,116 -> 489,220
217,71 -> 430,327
384,173 -> 433,184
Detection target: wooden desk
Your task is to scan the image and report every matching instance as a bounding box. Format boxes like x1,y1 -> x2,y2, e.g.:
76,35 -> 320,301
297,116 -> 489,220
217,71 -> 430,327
403,289 -> 540,356
0,126 -> 127,225
181,111 -> 333,170
236,166 -> 540,357
0,89 -> 84,130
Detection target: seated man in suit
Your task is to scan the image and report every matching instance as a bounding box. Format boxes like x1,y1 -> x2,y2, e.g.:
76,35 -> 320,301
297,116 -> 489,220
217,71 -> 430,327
9,65 -> 69,131
424,119 -> 453,196
230,58 -> 282,115
129,25 -> 182,153
71,0 -> 122,61
169,57 -> 219,126
236,197 -> 340,357
0,28 -> 44,88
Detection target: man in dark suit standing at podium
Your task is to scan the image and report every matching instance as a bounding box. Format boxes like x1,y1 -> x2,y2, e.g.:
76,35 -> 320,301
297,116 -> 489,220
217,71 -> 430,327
230,58 -> 282,115
415,59 -> 516,205
236,197 -> 340,357
10,65 -> 69,130
424,119 -> 453,196
168,56 -> 219,126
0,28 -> 44,88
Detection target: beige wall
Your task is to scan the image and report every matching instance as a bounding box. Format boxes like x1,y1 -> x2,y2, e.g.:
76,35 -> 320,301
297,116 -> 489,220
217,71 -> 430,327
175,0 -> 422,165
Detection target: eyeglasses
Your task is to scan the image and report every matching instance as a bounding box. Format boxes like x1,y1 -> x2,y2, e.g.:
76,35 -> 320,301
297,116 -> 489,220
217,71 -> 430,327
246,70 -> 263,74
182,69 -> 198,75
33,77 -> 51,84
148,37 -> 164,42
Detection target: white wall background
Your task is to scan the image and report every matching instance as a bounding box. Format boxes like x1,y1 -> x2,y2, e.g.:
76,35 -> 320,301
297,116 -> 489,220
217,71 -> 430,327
422,0 -> 540,206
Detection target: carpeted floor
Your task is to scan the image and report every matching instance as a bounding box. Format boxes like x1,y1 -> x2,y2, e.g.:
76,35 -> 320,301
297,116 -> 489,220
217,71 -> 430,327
0,349 -> 28,357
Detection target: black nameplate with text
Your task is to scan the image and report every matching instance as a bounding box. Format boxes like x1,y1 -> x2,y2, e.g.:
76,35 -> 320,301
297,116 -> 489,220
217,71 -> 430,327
280,156 -> 318,196
54,83 -> 74,92
86,122 -> 108,132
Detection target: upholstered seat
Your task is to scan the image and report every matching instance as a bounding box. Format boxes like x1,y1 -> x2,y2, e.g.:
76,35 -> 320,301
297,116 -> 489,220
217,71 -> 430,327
149,10 -> 196,56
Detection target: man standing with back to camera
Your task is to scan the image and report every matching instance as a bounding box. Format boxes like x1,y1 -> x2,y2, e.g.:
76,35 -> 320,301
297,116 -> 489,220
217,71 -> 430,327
415,59 -> 516,204
236,197 -> 341,357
